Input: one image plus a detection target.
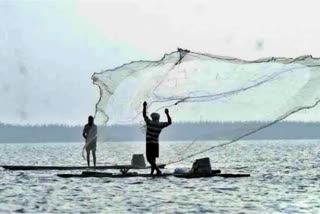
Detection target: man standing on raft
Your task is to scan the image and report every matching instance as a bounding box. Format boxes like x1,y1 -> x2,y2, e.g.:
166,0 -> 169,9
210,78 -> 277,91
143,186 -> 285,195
143,101 -> 172,175
82,116 -> 98,168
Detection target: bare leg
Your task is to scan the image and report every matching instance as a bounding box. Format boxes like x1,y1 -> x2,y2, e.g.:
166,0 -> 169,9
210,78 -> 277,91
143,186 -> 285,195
92,151 -> 96,168
147,156 -> 160,175
154,157 -> 161,174
147,156 -> 154,174
86,150 -> 90,167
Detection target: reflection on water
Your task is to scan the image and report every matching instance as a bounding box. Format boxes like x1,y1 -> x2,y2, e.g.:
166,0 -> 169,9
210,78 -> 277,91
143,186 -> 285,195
0,140 -> 319,213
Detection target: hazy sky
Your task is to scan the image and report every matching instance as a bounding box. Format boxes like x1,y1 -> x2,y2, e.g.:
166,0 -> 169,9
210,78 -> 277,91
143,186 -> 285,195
1,0 -> 320,124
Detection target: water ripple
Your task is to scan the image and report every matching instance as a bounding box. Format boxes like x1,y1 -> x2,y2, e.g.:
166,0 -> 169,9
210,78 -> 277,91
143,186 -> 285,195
0,140 -> 320,213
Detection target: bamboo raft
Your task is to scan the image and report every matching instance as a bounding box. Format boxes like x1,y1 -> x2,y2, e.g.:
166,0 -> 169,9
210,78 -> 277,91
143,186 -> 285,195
1,164 -> 166,171
57,170 -> 250,178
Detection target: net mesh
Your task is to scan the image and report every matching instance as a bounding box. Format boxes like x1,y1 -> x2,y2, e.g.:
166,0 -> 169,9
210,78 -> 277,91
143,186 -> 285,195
91,49 -> 320,164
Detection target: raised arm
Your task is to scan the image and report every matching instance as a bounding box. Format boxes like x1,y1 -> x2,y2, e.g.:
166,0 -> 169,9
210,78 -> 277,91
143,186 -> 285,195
165,108 -> 172,125
143,101 -> 149,122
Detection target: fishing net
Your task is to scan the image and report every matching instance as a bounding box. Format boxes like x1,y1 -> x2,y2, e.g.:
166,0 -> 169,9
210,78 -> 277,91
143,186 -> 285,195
91,49 -> 320,164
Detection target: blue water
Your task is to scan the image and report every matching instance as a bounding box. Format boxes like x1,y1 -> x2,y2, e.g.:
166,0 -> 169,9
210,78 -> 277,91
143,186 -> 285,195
0,140 -> 319,213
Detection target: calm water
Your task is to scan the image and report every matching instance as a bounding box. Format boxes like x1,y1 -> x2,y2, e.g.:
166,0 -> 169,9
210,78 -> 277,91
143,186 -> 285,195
0,140 -> 319,213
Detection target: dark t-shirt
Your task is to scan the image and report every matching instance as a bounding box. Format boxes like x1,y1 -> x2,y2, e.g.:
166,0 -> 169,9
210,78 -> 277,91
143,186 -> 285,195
144,116 -> 170,143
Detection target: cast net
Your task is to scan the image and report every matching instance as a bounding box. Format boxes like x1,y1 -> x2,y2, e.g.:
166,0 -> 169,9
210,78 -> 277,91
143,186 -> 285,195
91,49 -> 320,164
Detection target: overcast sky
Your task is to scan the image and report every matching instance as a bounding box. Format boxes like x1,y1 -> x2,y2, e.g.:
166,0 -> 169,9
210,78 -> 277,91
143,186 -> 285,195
1,0 -> 320,125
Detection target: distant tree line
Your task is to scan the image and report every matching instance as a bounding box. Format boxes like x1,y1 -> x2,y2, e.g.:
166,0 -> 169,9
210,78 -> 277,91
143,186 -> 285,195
0,121 -> 320,142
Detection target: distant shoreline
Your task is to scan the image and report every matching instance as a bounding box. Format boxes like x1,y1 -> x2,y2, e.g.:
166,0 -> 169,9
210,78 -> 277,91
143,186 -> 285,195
1,121 -> 320,143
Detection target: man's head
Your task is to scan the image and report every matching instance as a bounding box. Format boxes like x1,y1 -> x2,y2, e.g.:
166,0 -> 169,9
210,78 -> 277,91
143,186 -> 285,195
151,113 -> 160,122
88,115 -> 94,125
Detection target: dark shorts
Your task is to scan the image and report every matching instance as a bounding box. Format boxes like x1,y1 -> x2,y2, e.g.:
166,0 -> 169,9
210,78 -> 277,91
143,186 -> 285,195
86,139 -> 97,152
146,142 -> 159,158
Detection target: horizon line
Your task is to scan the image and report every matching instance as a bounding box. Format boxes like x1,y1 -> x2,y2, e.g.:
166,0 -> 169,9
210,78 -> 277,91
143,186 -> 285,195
2,120 -> 320,127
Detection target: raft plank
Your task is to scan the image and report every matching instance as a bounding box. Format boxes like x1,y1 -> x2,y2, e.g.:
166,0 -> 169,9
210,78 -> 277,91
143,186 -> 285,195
57,170 -> 250,178
174,173 -> 250,178
1,164 -> 166,171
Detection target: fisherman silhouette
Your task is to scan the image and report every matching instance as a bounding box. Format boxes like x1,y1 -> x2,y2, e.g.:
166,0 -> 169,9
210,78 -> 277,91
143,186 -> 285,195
143,101 -> 172,174
82,116 -> 97,168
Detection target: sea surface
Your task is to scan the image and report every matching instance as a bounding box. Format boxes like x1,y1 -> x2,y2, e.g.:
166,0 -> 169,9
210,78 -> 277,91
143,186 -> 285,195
0,140 -> 319,213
